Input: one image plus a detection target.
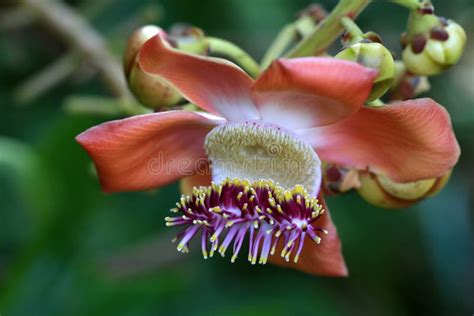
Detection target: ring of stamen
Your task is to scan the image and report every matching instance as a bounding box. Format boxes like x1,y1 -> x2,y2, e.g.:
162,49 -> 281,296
165,178 -> 328,265
204,121 -> 321,195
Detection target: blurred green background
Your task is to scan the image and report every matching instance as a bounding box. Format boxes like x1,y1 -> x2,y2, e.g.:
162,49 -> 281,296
0,0 -> 473,315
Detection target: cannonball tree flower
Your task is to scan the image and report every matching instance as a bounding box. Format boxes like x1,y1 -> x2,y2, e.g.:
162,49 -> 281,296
76,33 -> 459,276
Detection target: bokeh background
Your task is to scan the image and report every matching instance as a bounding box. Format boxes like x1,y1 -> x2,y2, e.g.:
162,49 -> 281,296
1,0 -> 473,315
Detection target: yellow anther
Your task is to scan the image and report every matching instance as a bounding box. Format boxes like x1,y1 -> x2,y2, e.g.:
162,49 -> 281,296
277,204 -> 283,214
211,206 -> 222,213
218,245 -> 226,256
293,254 -> 300,263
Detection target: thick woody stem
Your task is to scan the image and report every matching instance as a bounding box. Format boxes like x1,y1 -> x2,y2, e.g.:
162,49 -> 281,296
285,0 -> 370,58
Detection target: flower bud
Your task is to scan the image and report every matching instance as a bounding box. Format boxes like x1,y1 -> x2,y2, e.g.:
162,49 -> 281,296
336,41 -> 395,101
389,61 -> 430,100
357,171 -> 451,209
124,25 -> 165,77
168,24 -> 209,55
124,25 -> 183,109
402,8 -> 466,76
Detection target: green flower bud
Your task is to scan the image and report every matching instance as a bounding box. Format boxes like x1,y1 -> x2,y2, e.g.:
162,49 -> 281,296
402,7 -> 466,76
124,25 -> 183,109
128,64 -> 183,109
336,41 -> 395,101
357,171 -> 451,209
124,25 -> 164,77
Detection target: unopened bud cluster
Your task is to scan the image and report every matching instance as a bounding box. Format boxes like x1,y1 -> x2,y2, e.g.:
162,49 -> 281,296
402,4 -> 466,76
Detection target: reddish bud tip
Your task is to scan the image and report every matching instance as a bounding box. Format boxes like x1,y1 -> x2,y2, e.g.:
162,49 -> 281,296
411,34 -> 427,54
430,26 -> 449,41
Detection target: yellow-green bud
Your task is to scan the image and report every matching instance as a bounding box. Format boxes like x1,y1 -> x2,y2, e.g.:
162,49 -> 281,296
336,42 -> 395,101
402,11 -> 466,76
389,60 -> 430,100
128,65 -> 183,109
124,25 -> 164,77
357,171 -> 451,209
124,25 -> 183,109
124,24 -> 212,110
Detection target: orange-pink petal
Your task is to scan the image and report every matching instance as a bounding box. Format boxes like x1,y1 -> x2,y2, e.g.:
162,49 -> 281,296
251,58 -> 377,130
138,34 -> 259,121
269,194 -> 348,277
76,111 -> 224,193
297,98 -> 460,182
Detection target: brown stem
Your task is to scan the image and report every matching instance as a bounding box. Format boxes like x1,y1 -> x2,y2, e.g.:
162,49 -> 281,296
19,0 -> 132,100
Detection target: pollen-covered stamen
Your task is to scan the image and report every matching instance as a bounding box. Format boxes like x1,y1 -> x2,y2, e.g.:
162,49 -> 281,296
165,178 -> 327,265
205,121 -> 322,195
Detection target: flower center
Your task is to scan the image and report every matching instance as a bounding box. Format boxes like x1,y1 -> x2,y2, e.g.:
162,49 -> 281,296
166,178 -> 327,264
204,121 -> 321,195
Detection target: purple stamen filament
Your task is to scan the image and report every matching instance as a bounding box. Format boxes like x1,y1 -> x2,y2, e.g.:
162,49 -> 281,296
165,178 -> 328,265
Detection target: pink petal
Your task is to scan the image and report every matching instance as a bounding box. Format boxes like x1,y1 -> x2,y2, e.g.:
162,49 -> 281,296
76,111 -> 224,193
297,98 -> 460,182
138,34 -> 259,121
251,58 -> 377,130
270,194 -> 348,277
